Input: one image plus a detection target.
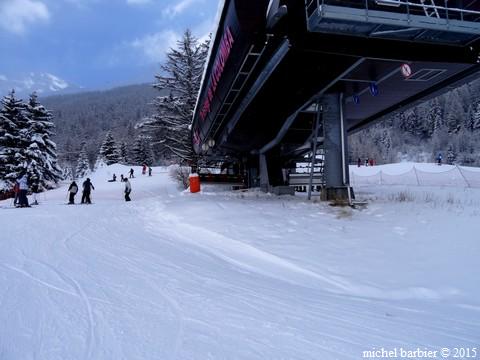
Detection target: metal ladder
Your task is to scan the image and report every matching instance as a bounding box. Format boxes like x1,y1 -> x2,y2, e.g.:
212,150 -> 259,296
307,103 -> 325,200
419,0 -> 440,18
208,42 -> 268,140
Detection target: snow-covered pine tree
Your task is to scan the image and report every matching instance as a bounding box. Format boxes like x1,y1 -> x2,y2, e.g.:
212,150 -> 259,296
131,135 -> 154,166
426,98 -> 444,136
98,131 -> 121,165
24,93 -> 63,189
444,90 -> 463,134
447,144 -> 457,165
119,142 -> 129,164
470,102 -> 480,131
76,144 -> 90,179
138,29 -> 209,165
0,90 -> 29,187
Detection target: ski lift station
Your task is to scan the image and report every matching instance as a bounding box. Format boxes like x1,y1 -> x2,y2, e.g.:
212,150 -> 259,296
191,0 -> 480,200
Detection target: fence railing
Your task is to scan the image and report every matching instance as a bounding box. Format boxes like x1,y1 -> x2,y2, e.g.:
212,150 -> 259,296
306,0 -> 480,24
350,165 -> 480,188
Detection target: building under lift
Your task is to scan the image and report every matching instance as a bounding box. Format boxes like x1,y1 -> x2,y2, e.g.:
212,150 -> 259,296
191,0 -> 480,200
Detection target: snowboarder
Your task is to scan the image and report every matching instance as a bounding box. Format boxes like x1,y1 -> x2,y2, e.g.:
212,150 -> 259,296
437,153 -> 443,166
148,167 -> 152,177
108,173 -> 117,182
68,181 -> 78,204
129,168 -> 134,178
81,178 -> 95,204
120,174 -> 124,182
142,164 -> 147,175
17,173 -> 30,208
123,178 -> 132,202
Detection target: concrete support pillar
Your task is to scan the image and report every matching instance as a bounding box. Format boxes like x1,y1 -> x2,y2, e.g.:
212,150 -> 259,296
322,93 -> 353,201
259,153 -> 270,192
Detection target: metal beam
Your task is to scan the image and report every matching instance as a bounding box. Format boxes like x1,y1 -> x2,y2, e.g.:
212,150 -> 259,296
258,57 -> 366,154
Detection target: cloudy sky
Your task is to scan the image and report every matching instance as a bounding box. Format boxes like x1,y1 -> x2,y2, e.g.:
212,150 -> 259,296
0,0 -> 218,93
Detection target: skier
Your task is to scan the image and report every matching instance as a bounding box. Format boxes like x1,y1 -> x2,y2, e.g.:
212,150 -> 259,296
142,164 -> 147,175
129,168 -> 134,178
123,178 -> 132,202
357,157 -> 361,167
13,181 -> 20,206
68,181 -> 78,204
437,153 -> 443,166
120,174 -> 124,182
81,178 -> 95,204
17,173 -> 30,208
108,173 -> 117,182
31,178 -> 39,205
365,158 -> 369,167
148,167 -> 152,177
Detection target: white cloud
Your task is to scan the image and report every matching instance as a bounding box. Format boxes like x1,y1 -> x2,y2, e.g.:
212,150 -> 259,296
0,0 -> 50,35
126,0 -> 151,5
130,30 -> 180,63
163,0 -> 202,18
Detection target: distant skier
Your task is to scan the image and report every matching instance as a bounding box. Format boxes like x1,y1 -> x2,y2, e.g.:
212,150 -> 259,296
108,173 -> 117,182
357,157 -> 361,167
17,173 -> 30,208
142,164 -> 147,175
13,181 -> 20,206
123,178 -> 132,202
437,153 -> 443,166
31,178 -> 39,205
148,167 -> 152,177
129,168 -> 134,179
120,174 -> 124,182
365,158 -> 369,167
68,181 -> 78,204
81,178 -> 95,204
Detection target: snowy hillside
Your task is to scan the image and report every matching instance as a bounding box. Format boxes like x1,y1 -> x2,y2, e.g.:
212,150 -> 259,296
0,164 -> 479,359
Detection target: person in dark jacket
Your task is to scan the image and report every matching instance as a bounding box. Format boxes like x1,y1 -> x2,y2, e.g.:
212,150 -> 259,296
31,179 -> 39,205
81,178 -> 95,204
13,181 -> 20,206
68,181 -> 79,204
124,178 -> 132,202
129,168 -> 134,178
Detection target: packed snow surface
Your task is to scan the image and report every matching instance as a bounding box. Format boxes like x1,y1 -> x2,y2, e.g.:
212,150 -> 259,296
1,164 -> 479,359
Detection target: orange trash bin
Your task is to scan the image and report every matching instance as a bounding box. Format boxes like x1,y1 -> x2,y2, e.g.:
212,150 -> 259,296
189,173 -> 201,193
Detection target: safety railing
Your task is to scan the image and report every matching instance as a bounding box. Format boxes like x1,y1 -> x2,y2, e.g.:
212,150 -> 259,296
306,0 -> 480,24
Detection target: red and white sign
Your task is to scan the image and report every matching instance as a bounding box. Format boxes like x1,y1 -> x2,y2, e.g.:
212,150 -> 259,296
401,63 -> 412,79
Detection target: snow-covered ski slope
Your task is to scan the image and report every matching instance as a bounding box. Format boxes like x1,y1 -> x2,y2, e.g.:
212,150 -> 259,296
0,164 -> 479,359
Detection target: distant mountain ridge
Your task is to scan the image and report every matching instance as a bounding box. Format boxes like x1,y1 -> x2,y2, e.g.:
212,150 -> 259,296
0,72 -> 83,97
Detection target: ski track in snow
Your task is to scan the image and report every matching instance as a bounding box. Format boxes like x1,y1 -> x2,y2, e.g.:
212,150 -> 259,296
0,164 -> 479,359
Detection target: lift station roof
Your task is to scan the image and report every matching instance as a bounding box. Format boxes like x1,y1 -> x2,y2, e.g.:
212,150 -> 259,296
192,0 -> 480,158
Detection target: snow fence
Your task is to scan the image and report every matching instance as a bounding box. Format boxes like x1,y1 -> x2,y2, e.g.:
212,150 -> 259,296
350,166 -> 480,188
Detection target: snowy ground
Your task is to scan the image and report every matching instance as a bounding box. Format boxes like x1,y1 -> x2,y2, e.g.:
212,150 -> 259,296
0,164 -> 479,359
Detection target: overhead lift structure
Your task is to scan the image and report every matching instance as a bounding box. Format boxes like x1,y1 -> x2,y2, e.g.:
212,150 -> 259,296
192,0 -> 480,200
